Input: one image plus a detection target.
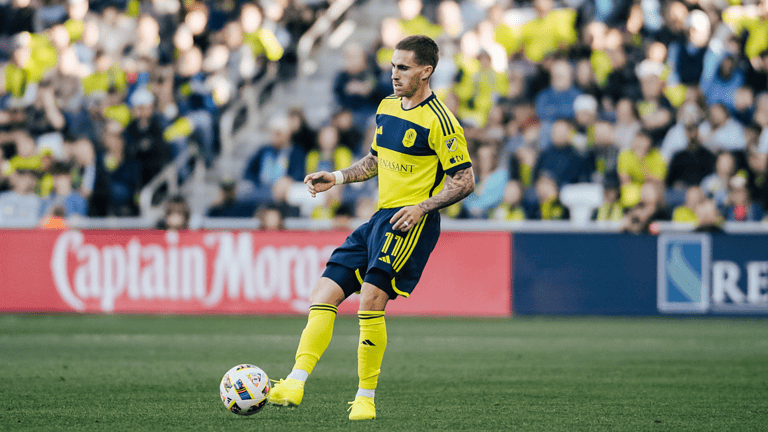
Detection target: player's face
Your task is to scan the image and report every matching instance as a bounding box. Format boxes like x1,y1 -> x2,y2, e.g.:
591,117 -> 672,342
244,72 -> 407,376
391,49 -> 430,98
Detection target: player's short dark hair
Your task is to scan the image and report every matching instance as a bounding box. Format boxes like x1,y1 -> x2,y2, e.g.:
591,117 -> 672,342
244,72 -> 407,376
395,35 -> 439,71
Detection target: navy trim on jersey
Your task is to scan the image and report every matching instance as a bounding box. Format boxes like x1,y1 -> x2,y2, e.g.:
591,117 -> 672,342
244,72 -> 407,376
400,92 -> 436,111
426,101 -> 447,136
374,114 -> 435,157
445,161 -> 471,176
370,149 -> 378,156
429,161 -> 444,197
432,99 -> 455,135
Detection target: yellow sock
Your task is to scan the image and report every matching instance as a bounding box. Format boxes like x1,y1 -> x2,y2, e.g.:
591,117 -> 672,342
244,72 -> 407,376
293,304 -> 337,375
357,311 -> 387,390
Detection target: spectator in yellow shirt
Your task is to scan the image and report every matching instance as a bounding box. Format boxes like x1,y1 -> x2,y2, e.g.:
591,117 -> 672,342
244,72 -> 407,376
672,185 -> 704,223
397,0 -> 443,39
618,130 -> 667,207
494,0 -> 577,62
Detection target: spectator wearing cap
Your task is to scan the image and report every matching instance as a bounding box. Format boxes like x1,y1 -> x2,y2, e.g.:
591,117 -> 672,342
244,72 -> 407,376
666,10 -> 712,87
666,120 -> 716,191
242,115 -> 306,204
699,103 -> 746,152
533,119 -> 585,187
0,168 -> 41,227
635,59 -> 674,145
124,87 -> 171,189
39,161 -> 87,218
724,175 -> 763,221
573,94 -> 598,151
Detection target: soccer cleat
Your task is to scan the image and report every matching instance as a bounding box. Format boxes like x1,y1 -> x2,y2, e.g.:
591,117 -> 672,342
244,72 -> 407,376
268,378 -> 304,406
347,396 -> 376,420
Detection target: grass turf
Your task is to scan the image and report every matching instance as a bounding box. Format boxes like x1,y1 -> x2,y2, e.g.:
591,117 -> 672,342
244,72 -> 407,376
0,315 -> 766,431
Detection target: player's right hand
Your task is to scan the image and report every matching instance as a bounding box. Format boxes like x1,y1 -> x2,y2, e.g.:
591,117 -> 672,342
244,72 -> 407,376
304,171 -> 335,198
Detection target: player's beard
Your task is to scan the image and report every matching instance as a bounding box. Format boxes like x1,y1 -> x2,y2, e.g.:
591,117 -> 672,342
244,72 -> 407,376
394,79 -> 419,98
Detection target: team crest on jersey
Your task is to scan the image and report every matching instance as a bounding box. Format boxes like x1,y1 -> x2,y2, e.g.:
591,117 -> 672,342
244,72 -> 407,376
445,137 -> 457,152
402,128 -> 417,147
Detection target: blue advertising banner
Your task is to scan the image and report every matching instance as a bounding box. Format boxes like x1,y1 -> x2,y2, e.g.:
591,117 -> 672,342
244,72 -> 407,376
513,234 -> 658,315
658,234 -> 768,314
513,233 -> 768,316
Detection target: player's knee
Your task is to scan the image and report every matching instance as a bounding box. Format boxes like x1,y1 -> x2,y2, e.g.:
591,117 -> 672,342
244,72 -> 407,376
310,277 -> 346,306
359,283 -> 389,311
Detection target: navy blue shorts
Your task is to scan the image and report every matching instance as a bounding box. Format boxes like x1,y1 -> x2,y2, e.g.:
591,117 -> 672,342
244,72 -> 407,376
323,207 -> 441,300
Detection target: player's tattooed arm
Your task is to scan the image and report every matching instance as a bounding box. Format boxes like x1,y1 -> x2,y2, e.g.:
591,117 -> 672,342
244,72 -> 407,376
417,167 -> 475,214
341,152 -> 378,183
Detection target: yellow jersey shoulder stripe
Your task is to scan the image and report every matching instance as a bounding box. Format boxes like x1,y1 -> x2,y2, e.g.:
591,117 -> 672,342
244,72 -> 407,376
426,100 -> 447,136
431,98 -> 456,135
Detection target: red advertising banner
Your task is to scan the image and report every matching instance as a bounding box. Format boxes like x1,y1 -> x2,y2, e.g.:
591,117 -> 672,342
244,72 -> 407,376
0,230 -> 511,316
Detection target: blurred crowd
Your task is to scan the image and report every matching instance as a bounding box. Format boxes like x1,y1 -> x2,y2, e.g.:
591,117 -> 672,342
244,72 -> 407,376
2,0 -> 768,233
0,0 -> 324,227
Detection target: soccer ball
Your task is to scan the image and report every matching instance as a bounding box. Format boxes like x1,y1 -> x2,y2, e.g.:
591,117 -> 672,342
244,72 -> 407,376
220,364 -> 271,416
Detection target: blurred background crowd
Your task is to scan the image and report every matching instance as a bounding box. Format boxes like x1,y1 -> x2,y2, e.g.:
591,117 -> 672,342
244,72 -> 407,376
1,0 -> 767,233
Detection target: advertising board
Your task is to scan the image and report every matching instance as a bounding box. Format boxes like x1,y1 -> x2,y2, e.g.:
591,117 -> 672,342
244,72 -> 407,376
0,230 -> 511,317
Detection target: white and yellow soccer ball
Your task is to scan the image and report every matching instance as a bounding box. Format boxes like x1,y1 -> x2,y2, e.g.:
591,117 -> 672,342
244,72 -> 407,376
220,364 -> 271,416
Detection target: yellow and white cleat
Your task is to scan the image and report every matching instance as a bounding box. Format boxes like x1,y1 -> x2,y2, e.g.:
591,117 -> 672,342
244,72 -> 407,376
268,378 -> 304,406
348,396 -> 376,420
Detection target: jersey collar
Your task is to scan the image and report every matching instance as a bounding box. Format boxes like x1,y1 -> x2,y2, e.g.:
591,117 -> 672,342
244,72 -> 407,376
400,91 -> 436,111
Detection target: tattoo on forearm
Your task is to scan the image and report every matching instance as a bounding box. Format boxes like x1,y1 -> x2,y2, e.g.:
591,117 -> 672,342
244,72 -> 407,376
342,153 -> 378,183
418,167 -> 475,214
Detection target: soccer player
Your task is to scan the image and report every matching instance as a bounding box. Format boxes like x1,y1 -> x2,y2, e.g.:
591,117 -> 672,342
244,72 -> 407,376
267,35 -> 475,420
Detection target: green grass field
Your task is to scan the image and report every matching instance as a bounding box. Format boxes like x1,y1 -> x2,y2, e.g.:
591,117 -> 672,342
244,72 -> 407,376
1,315 -> 767,431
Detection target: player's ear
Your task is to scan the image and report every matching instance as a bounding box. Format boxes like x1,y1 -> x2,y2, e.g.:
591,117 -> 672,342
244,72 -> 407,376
421,65 -> 433,81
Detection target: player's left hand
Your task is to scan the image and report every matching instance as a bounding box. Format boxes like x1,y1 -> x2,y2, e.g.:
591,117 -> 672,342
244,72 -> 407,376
390,205 -> 425,232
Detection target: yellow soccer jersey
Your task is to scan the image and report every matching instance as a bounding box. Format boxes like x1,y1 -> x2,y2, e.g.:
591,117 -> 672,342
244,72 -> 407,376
370,93 -> 472,209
